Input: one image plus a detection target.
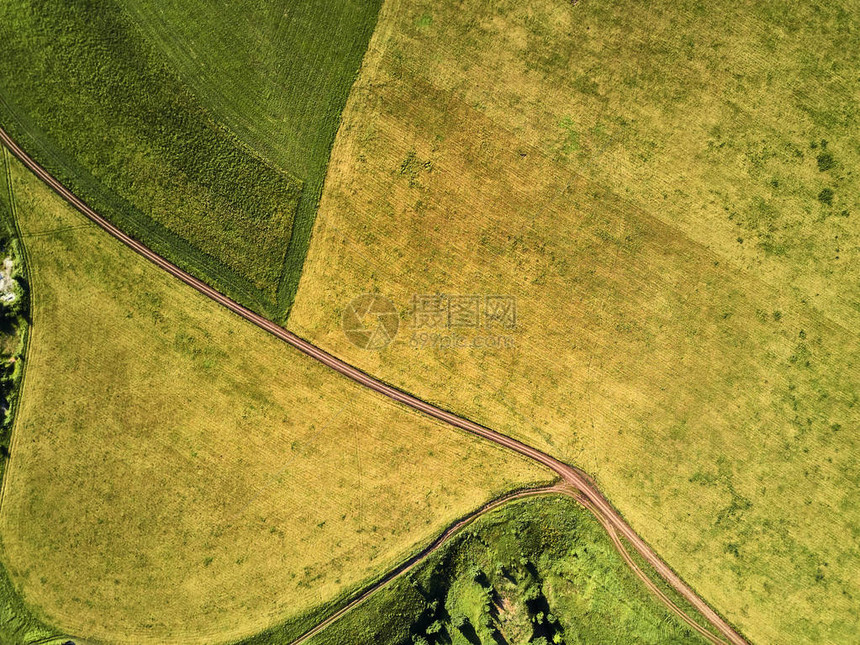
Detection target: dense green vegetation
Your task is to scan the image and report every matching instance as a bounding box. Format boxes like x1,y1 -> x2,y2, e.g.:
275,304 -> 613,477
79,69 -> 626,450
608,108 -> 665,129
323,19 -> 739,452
0,165 -> 28,446
115,0 -> 384,317
289,496 -> 707,645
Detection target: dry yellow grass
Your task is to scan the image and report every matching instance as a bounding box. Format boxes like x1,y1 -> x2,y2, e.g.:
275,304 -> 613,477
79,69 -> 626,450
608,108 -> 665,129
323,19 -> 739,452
0,150 -> 550,644
289,1 -> 860,642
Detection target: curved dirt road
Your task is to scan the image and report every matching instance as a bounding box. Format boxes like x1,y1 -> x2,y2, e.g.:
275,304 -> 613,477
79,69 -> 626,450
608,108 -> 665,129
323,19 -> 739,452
0,127 -> 748,645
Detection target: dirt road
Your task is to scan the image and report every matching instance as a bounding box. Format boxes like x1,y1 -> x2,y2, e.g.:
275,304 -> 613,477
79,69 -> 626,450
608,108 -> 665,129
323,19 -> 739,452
0,127 -> 749,645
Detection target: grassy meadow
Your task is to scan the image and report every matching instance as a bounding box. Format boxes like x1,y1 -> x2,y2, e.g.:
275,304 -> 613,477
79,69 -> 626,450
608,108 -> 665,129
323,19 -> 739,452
0,0 -> 380,316
0,149 -> 551,644
289,0 -> 860,642
298,495 -> 708,645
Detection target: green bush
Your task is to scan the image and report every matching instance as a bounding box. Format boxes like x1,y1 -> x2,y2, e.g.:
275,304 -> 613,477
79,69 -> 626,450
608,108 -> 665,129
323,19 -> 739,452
817,152 -> 835,172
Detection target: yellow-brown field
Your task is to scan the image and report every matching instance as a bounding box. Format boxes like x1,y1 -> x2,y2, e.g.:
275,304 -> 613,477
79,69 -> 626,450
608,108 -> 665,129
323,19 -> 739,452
0,150 -> 550,644
289,0 -> 860,642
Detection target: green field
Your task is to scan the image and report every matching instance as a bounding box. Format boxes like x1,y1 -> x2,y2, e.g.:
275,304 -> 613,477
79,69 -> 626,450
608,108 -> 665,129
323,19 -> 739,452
0,148 -> 550,644
289,0 -> 860,643
0,0 -> 381,317
116,0 -> 383,315
295,496 -> 708,645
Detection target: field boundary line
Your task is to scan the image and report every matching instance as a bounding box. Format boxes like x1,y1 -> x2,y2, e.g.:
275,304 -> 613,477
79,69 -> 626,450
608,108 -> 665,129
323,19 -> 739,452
0,127 -> 750,645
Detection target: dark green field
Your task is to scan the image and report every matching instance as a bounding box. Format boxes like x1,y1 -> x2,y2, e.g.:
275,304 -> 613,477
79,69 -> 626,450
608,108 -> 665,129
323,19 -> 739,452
0,0 -> 381,317
115,0 -> 384,316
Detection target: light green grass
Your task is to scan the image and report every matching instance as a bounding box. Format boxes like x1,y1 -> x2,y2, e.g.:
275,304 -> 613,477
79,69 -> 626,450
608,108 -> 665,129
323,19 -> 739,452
289,0 -> 860,642
299,495 -> 708,645
619,535 -> 726,644
0,149 -> 550,644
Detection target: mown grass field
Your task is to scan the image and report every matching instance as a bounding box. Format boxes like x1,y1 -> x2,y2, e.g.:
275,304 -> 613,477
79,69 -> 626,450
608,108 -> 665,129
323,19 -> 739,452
289,0 -> 860,642
299,495 -> 707,645
0,149 -> 551,644
0,0 -> 380,316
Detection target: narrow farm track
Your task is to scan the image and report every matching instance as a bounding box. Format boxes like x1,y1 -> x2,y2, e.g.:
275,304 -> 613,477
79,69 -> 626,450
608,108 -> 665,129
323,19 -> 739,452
0,127 -> 749,645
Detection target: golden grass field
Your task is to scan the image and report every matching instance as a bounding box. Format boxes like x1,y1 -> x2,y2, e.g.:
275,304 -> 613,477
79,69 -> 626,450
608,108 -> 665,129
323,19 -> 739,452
289,0 -> 859,642
0,149 -> 550,644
